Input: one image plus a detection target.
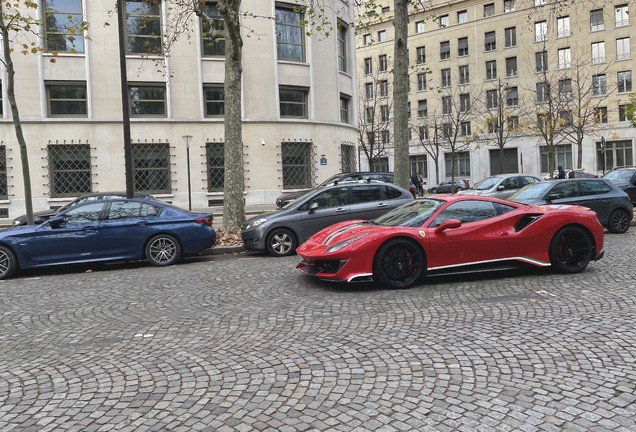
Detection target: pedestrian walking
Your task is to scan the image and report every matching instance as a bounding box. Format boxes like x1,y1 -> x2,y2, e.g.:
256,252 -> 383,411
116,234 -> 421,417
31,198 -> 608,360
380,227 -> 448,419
557,166 -> 566,179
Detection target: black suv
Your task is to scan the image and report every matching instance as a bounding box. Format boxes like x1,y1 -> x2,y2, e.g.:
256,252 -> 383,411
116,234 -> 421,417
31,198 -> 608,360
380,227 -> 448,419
275,171 -> 394,209
602,167 -> 636,204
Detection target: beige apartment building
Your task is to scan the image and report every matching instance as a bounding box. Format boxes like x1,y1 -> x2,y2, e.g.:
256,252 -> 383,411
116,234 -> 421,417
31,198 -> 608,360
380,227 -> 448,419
356,0 -> 635,185
0,0 -> 358,222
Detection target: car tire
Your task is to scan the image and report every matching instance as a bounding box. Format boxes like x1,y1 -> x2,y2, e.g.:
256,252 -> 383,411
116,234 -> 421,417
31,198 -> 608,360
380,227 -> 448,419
266,228 -> 297,257
455,187 -> 463,192
548,226 -> 593,274
373,239 -> 425,289
0,245 -> 17,280
607,209 -> 630,234
146,234 -> 182,267
430,188 -> 438,194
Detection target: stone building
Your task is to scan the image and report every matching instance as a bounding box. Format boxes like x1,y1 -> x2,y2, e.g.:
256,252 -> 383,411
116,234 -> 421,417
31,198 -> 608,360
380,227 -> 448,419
356,0 -> 634,185
0,0 -> 358,221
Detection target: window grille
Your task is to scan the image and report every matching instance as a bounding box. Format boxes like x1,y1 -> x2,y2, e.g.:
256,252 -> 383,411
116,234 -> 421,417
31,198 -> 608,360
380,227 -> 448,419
47,144 -> 92,198
0,146 -> 7,199
340,144 -> 356,173
206,142 -> 224,192
131,143 -> 171,194
281,142 -> 315,189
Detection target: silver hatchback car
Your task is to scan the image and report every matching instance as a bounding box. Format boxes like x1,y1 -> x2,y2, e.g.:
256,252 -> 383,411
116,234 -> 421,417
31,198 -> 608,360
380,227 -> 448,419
458,174 -> 542,200
242,181 -> 413,257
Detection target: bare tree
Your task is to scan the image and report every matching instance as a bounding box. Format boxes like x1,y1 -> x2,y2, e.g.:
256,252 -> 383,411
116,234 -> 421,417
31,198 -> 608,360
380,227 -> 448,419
357,53 -> 394,171
561,54 -> 614,168
411,109 -> 445,185
437,84 -> 481,192
478,79 -> 526,175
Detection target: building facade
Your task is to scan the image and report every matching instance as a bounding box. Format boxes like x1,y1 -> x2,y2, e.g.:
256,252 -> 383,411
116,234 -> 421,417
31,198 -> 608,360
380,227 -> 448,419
356,0 -> 635,186
0,0 -> 359,221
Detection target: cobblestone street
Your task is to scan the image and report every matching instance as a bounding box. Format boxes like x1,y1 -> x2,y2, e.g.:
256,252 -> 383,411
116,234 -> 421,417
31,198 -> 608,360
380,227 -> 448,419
1,230 -> 636,431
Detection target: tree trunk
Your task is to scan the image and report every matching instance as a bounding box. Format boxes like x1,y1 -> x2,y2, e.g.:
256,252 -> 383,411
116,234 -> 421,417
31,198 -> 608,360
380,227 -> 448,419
219,0 -> 245,232
392,0 -> 409,189
0,17 -> 34,225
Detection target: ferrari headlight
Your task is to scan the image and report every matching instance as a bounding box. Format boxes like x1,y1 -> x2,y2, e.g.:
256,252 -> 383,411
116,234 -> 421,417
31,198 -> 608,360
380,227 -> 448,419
244,218 -> 268,230
325,233 -> 368,253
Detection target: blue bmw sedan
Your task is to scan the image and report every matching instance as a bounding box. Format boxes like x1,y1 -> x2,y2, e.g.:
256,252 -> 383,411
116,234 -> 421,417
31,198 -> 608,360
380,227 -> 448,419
0,199 -> 216,279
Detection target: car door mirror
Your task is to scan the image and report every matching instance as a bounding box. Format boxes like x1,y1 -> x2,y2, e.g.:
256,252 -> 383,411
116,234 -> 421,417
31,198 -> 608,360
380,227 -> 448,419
308,202 -> 319,212
434,219 -> 462,234
546,193 -> 559,201
497,185 -> 505,190
48,216 -> 65,228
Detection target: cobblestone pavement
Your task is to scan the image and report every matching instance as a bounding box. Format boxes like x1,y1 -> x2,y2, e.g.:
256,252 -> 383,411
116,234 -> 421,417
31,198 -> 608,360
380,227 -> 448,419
2,230 -> 636,432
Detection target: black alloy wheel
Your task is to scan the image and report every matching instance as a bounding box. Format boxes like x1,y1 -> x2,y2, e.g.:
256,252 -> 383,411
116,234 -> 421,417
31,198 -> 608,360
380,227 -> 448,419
430,188 -> 438,194
373,239 -> 425,289
607,209 -> 630,234
548,227 -> 593,274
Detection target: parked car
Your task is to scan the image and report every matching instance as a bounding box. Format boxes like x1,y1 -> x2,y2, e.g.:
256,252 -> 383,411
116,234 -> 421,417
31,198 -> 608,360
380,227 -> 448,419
543,169 -> 598,180
275,172 -> 394,209
0,199 -> 215,280
429,179 -> 470,194
13,192 -> 154,226
296,195 -> 604,289
508,178 -> 633,233
243,181 -> 412,257
602,167 -> 636,204
458,174 -> 542,200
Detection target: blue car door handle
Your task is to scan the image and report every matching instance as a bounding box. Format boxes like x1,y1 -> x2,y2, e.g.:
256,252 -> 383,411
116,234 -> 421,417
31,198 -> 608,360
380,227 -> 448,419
137,221 -> 148,226
82,226 -> 96,231
377,202 -> 388,207
336,207 -> 348,213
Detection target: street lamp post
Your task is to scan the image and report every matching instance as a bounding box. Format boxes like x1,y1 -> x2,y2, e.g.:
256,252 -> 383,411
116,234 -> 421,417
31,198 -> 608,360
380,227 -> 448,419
182,135 -> 193,211
601,136 -> 606,176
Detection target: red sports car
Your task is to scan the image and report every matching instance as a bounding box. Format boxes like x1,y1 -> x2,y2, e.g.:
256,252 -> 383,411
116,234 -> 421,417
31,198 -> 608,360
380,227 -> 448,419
296,195 -> 605,289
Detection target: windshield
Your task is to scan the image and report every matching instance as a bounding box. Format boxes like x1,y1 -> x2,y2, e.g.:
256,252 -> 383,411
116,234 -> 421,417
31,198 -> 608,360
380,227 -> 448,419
472,177 -> 501,190
604,170 -> 633,182
509,183 -> 553,200
374,199 -> 444,227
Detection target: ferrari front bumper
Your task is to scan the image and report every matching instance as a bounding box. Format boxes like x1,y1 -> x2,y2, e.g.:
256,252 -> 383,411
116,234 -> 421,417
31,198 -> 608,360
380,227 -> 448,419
594,249 -> 604,261
297,259 -> 348,278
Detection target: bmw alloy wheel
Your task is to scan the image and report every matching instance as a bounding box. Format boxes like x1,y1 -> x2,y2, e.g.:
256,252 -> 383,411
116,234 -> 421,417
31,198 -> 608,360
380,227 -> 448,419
147,235 -> 181,266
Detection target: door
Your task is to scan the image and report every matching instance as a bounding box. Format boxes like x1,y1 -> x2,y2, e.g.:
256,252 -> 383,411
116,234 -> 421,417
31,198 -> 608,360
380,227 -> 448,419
348,185 -> 388,220
425,200 -> 517,269
576,180 -> 614,223
543,181 -> 581,207
494,176 -> 523,199
25,202 -> 105,264
98,201 -> 161,258
299,187 -> 350,243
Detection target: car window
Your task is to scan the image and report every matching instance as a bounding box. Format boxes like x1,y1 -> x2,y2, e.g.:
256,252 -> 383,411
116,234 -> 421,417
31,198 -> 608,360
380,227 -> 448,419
579,180 -> 612,196
604,170 -> 634,182
107,201 -> 161,220
302,187 -> 348,209
548,181 -> 579,199
501,177 -> 521,189
430,200 -> 497,227
523,176 -> 540,186
494,202 -> 517,215
351,186 -> 382,204
381,185 -> 403,199
62,203 -> 105,224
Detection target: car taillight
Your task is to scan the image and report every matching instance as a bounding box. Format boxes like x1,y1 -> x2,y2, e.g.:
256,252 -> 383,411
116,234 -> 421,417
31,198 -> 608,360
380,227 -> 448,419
195,217 -> 212,226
